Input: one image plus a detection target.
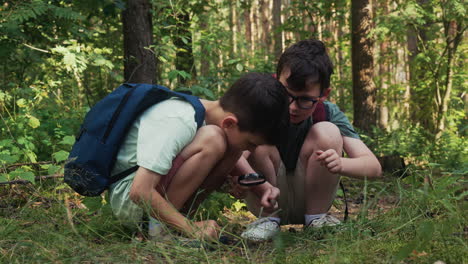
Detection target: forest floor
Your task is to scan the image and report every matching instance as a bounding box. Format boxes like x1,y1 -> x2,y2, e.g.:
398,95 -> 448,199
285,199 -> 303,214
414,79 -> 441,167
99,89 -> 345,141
0,172 -> 466,263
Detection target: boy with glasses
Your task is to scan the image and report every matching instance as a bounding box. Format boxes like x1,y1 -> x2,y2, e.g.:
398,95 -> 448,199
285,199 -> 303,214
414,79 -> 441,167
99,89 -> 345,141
239,40 -> 382,241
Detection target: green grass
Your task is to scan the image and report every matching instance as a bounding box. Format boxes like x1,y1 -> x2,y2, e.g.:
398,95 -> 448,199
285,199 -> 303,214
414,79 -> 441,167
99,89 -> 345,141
0,170 -> 466,263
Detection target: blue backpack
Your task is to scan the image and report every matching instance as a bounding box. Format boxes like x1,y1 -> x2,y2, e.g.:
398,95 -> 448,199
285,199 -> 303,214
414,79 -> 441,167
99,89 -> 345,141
64,83 -> 205,196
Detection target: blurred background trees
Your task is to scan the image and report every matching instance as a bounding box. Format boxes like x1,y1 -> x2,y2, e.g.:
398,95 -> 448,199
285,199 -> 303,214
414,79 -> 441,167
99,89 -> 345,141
0,0 -> 466,179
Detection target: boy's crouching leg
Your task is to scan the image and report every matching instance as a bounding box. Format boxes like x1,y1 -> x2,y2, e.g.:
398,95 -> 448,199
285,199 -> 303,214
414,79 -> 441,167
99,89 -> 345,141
165,125 -> 228,210
300,121 -> 343,215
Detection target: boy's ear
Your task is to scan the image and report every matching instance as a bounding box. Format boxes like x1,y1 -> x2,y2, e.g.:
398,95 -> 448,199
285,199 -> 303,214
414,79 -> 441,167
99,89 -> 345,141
320,87 -> 332,102
221,115 -> 238,129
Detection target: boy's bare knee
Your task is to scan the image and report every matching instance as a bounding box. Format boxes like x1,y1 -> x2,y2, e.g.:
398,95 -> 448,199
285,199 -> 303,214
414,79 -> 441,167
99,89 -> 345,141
251,145 -> 275,157
310,122 -> 342,147
300,122 -> 343,161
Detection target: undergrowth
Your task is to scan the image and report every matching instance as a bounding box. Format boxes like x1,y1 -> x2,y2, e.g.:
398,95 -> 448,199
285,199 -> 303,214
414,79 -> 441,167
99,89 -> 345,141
0,168 -> 466,263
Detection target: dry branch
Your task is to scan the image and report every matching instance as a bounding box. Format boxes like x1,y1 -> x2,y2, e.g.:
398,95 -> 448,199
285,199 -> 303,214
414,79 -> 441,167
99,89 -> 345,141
0,174 -> 63,185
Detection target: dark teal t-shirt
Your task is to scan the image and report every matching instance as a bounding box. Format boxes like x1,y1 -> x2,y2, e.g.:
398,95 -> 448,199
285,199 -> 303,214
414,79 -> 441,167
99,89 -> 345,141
277,101 -> 359,171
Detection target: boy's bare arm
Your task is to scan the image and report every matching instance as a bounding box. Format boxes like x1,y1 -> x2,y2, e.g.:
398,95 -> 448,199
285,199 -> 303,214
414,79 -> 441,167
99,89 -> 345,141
129,167 -> 219,239
317,136 -> 382,179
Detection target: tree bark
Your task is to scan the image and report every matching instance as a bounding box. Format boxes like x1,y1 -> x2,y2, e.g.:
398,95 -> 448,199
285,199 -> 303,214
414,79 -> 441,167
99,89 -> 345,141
243,0 -> 253,56
351,0 -> 377,133
122,0 -> 156,84
272,0 -> 282,60
259,0 -> 271,52
378,1 -> 389,130
379,40 -> 389,130
437,20 -> 464,135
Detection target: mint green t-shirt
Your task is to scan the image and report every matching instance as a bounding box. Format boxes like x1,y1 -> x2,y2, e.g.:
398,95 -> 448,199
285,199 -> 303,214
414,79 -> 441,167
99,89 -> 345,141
108,98 -> 200,227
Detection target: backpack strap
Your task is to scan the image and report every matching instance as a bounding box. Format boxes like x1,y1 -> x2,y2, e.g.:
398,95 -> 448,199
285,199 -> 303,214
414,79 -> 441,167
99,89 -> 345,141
312,102 -> 327,123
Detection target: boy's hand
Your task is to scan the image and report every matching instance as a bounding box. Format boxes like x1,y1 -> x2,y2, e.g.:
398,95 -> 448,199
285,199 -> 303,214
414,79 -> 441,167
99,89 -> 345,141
259,185 -> 279,210
193,220 -> 220,241
316,149 -> 342,174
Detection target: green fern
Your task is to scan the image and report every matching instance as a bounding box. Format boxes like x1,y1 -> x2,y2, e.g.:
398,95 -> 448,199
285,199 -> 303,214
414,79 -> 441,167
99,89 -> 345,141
50,5 -> 84,21
3,1 -> 83,25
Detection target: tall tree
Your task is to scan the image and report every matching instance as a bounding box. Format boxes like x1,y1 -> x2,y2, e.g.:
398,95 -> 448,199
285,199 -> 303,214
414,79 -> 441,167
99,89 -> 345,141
122,0 -> 156,84
436,16 -> 464,135
351,0 -> 377,133
272,0 -> 282,60
377,0 -> 390,130
242,0 -> 253,57
259,0 -> 271,52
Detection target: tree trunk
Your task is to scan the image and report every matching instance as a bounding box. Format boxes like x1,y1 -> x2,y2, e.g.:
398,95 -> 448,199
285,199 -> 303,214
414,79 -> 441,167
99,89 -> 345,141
122,0 -> 156,84
351,0 -> 377,133
378,1 -> 389,130
379,39 -> 389,130
243,0 -> 253,57
259,0 -> 271,52
437,20 -> 464,136
272,0 -> 282,60
252,0 -> 259,53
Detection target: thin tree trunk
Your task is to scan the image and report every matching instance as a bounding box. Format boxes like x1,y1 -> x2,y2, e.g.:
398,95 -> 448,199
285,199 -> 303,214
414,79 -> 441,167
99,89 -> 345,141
273,0 -> 282,60
243,0 -> 253,57
122,0 -> 156,84
252,0 -> 259,53
379,40 -> 389,130
437,20 -> 463,135
259,0 -> 270,52
351,0 -> 377,133
378,0 -> 389,130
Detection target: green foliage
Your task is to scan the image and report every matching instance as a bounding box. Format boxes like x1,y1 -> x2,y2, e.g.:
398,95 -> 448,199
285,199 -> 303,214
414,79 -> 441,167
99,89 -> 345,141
368,125 -> 467,173
194,191 -> 239,220
0,1 -> 465,262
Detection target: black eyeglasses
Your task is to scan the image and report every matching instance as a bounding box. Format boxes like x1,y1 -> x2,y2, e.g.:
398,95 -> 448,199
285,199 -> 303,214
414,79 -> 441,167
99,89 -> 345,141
238,173 -> 266,186
286,91 -> 320,109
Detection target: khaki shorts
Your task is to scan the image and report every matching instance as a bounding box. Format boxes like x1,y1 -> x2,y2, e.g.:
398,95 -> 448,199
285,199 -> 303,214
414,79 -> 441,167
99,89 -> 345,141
108,172 -> 175,230
246,160 -> 338,225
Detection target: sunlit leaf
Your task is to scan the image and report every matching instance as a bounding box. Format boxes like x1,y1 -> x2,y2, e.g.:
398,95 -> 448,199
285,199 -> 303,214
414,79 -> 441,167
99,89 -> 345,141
27,115 -> 40,128
59,135 -> 75,146
16,98 -> 27,108
53,150 -> 69,162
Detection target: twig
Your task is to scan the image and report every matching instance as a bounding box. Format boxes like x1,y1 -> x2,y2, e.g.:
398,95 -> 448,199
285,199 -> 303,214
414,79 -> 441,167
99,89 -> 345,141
36,175 -> 63,180
0,174 -> 63,185
0,180 -> 31,185
6,161 -> 54,170
22,43 -> 50,53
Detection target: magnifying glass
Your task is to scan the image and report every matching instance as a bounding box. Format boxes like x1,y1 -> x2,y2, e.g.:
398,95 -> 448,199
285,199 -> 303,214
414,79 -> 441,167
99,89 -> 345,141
237,173 -> 266,186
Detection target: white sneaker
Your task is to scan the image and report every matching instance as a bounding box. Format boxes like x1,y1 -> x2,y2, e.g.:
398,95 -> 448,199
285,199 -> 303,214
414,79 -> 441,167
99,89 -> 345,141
307,215 -> 341,228
241,218 -> 280,242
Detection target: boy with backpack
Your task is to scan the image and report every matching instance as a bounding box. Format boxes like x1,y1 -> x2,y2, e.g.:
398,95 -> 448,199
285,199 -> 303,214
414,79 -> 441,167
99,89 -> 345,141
238,40 -> 382,241
96,72 -> 288,240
